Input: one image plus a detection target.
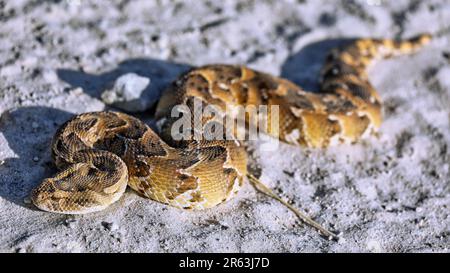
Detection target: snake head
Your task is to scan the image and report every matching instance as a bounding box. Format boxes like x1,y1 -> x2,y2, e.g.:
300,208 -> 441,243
31,176 -> 113,214
30,176 -> 88,214
30,178 -> 66,213
31,161 -> 128,214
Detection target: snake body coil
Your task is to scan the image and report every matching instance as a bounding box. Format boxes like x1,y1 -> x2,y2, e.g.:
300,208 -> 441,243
31,35 -> 431,226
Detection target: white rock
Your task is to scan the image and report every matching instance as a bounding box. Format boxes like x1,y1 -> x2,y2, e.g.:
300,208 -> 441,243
101,73 -> 153,112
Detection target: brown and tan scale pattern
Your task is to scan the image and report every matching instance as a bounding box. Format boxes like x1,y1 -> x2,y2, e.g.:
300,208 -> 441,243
31,34 -> 431,235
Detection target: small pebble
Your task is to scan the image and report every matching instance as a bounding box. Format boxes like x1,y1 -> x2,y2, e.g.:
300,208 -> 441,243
33,156 -> 39,162
71,87 -> 83,95
16,248 -> 26,253
23,197 -> 32,204
418,219 -> 426,227
31,122 -> 39,129
101,221 -> 118,231
64,218 -> 77,228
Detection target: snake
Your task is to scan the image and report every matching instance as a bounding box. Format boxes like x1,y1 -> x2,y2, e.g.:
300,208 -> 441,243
31,34 -> 431,238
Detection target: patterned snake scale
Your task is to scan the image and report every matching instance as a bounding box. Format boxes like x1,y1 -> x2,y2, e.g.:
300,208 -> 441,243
31,34 -> 431,237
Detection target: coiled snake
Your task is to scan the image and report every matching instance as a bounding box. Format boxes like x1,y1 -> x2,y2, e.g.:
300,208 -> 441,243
31,34 -> 431,239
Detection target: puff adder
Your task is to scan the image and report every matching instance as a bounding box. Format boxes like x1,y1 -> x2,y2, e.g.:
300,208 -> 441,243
31,34 -> 431,239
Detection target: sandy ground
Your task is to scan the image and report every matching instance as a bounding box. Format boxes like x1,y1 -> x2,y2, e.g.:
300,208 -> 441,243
0,0 -> 449,253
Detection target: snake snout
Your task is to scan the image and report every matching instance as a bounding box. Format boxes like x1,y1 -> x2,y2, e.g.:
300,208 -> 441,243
30,179 -> 61,213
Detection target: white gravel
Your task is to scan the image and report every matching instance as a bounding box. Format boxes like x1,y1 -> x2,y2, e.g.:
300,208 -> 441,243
0,0 -> 449,253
